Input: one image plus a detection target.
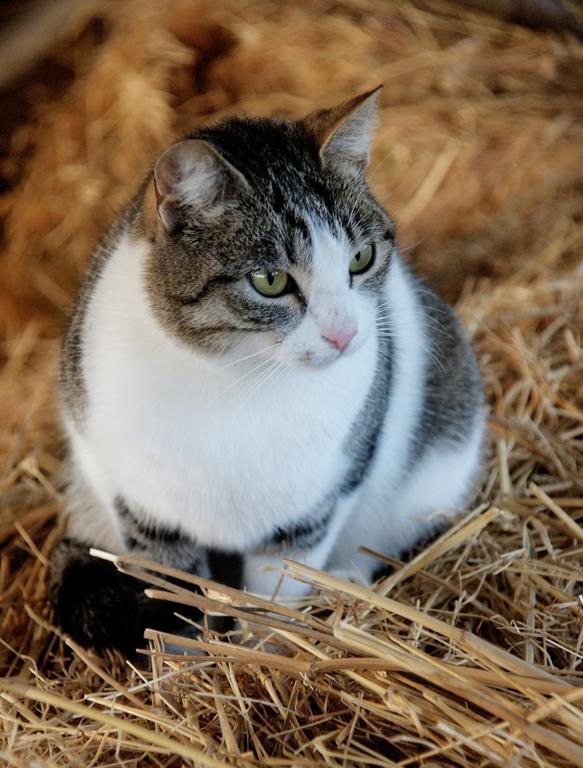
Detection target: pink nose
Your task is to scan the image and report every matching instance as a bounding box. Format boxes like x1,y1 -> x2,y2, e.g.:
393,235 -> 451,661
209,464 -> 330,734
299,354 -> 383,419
322,327 -> 357,352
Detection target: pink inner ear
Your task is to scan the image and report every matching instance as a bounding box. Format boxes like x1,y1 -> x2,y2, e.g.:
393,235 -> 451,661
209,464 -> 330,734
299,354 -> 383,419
153,140 -> 250,228
155,146 -> 181,201
153,174 -> 166,210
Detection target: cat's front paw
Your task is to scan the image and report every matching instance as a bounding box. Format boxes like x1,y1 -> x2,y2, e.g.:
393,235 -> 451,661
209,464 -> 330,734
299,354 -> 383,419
327,567 -> 372,589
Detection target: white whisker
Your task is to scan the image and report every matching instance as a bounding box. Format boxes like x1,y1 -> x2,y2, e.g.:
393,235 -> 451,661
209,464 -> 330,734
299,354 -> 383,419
220,342 -> 280,369
240,360 -> 284,401
223,357 -> 273,393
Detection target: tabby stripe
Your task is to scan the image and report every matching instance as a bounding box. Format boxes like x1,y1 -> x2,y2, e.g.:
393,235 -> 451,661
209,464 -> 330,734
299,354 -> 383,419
173,274 -> 235,306
115,496 -> 186,546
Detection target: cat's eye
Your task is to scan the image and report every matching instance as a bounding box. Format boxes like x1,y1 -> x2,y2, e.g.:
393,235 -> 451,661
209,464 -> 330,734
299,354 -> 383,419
250,270 -> 290,297
349,244 -> 375,275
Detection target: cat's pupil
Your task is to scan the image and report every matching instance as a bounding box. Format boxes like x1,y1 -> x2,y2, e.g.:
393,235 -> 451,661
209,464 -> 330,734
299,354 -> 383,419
267,271 -> 275,286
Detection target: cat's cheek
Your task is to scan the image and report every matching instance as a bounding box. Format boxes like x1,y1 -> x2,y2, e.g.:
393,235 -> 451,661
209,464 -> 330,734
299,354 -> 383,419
219,332 -> 281,366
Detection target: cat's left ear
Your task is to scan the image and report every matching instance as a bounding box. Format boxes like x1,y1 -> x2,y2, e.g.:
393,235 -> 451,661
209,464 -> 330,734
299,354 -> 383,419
303,86 -> 382,171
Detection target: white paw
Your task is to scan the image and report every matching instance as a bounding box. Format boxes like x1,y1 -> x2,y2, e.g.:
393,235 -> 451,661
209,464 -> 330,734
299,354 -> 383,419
327,567 -> 371,588
161,641 -> 206,657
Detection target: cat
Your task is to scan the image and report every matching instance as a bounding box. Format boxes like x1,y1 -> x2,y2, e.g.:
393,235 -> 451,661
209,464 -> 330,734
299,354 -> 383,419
51,87 -> 485,654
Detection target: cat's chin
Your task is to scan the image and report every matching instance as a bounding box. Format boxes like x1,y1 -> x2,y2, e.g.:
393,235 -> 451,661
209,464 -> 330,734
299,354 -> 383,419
299,355 -> 340,368
288,350 -> 346,369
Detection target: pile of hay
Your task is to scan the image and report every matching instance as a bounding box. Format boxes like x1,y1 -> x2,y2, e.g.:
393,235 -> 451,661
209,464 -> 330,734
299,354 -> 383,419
1,1 -> 582,765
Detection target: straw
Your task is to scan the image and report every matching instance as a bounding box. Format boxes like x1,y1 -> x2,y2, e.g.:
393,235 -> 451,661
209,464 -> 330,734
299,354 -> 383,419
1,1 -> 582,765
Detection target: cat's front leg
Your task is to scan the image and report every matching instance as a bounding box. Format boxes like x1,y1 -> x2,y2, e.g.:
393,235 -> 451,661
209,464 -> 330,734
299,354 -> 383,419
244,545 -> 329,598
114,497 -> 210,575
243,497 -> 354,598
52,496 -> 209,655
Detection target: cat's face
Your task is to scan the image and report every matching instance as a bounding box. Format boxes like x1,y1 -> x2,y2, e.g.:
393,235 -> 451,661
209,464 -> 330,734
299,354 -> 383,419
143,89 -> 393,370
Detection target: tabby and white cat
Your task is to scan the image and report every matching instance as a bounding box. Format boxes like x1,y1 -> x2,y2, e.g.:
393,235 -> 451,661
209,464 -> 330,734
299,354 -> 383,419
51,88 -> 485,653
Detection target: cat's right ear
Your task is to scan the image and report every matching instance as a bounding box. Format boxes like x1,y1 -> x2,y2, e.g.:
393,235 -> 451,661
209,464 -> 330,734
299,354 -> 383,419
153,139 -> 249,233
303,86 -> 382,173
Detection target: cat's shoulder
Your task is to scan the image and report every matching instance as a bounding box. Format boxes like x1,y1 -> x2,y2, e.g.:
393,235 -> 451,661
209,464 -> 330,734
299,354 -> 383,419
410,273 -> 483,457
60,190 -> 145,423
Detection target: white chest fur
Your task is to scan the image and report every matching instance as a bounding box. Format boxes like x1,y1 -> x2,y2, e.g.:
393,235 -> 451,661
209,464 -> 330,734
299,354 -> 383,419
76,237 -> 378,550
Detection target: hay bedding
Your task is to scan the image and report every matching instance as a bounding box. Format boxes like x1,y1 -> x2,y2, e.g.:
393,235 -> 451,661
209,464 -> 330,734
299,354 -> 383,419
0,0 -> 582,764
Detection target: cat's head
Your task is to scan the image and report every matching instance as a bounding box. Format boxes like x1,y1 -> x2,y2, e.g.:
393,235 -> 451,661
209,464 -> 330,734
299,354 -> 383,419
141,87 -> 394,369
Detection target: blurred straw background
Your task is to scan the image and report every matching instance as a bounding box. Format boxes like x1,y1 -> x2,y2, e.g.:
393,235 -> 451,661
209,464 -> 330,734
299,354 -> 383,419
0,0 -> 582,765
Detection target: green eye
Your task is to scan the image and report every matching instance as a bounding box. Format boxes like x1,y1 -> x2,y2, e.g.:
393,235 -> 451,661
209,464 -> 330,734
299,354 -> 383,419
349,244 -> 375,275
250,270 -> 290,297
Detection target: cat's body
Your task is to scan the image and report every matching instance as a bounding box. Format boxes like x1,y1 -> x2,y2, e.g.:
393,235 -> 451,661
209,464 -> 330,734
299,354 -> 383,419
52,89 -> 484,653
